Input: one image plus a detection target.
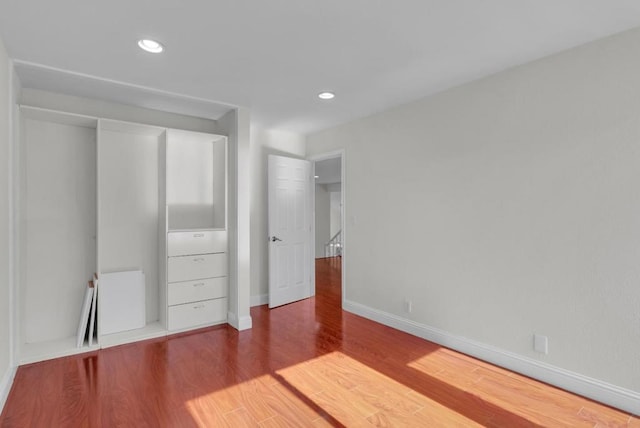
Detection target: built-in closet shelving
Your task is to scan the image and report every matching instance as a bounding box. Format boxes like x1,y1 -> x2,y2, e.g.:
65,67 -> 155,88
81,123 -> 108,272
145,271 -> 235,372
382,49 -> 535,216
17,106 -> 228,364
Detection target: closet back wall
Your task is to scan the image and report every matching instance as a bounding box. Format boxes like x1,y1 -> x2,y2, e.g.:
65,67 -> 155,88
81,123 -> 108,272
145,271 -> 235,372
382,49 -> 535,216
98,121 -> 164,324
21,116 -> 96,344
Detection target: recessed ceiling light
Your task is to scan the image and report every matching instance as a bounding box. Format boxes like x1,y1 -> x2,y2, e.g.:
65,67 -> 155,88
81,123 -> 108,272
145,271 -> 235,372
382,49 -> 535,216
138,39 -> 164,53
318,92 -> 335,100
314,175 -> 319,178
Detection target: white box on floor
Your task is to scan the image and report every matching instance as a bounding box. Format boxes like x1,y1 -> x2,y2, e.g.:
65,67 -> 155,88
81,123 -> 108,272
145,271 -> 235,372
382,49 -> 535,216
99,270 -> 146,335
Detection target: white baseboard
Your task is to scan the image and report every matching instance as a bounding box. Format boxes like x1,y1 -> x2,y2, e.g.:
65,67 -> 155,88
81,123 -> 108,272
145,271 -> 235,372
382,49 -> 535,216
237,316 -> 252,331
227,311 -> 239,329
227,312 -> 253,331
0,365 -> 17,415
251,294 -> 268,307
343,300 -> 640,416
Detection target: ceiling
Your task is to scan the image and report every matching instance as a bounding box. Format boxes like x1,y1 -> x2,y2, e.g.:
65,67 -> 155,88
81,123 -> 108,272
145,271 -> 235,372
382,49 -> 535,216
1,1 -> 640,135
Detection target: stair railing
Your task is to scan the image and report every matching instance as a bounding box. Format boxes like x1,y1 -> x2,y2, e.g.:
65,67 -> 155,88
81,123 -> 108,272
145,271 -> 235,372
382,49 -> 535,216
324,229 -> 342,257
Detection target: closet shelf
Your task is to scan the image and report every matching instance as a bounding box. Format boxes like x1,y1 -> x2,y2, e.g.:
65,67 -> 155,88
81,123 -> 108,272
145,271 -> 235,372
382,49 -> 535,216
20,336 -> 100,365
99,322 -> 167,349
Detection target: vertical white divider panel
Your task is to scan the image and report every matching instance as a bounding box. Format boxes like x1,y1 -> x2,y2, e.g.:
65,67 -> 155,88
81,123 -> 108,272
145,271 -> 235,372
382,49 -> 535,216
96,119 -> 102,340
96,122 -> 101,278
158,131 -> 167,329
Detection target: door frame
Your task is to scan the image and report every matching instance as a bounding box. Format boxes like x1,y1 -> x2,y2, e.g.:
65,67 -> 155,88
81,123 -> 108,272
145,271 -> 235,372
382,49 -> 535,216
308,149 -> 346,308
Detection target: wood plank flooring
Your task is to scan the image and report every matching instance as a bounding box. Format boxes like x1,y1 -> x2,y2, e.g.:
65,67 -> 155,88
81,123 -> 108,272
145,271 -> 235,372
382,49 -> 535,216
1,256 -> 638,427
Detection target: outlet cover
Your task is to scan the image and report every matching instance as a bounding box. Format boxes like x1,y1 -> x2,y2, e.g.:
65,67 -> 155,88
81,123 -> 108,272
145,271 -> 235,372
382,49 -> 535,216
533,334 -> 549,354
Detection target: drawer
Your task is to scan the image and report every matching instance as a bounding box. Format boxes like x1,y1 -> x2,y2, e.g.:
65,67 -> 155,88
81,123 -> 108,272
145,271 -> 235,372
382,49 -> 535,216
168,230 -> 227,256
168,277 -> 228,306
168,253 -> 227,283
168,298 -> 227,331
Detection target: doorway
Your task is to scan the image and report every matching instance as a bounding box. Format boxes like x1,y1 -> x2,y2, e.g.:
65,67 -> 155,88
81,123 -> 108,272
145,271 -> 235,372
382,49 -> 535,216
311,151 -> 345,306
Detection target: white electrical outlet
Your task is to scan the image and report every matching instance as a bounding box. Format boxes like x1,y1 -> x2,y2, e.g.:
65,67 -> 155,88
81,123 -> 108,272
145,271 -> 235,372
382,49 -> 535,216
404,299 -> 412,313
533,334 -> 549,354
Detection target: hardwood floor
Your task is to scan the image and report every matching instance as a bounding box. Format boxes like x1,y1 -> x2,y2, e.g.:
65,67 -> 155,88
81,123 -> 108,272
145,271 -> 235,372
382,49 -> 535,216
1,256 -> 638,427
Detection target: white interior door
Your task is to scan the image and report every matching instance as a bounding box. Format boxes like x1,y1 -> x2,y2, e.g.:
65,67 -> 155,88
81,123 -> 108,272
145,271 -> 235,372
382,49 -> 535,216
268,155 -> 313,308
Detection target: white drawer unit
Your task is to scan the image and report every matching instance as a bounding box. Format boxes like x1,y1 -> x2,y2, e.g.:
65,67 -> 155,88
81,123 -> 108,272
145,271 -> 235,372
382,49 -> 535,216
166,201 -> 228,331
168,298 -> 228,331
167,230 -> 227,257
167,253 -> 228,283
168,277 -> 227,306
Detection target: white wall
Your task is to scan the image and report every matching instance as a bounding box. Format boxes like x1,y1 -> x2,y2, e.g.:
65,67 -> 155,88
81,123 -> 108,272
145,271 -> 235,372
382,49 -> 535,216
0,36 -> 14,411
250,127 -> 305,304
330,189 -> 342,238
307,26 -> 640,403
22,120 -> 96,342
315,184 -> 330,258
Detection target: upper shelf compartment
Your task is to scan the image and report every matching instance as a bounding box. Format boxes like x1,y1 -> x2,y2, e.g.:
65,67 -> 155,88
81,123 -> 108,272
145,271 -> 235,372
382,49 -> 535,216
166,129 -> 227,231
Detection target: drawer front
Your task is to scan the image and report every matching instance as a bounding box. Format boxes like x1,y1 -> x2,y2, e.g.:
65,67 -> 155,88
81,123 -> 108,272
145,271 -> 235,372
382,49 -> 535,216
168,230 -> 227,257
168,298 -> 227,331
168,253 -> 227,283
168,277 -> 228,306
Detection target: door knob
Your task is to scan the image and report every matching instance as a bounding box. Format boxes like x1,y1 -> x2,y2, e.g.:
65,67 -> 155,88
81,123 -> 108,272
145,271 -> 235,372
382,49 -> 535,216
271,236 -> 282,242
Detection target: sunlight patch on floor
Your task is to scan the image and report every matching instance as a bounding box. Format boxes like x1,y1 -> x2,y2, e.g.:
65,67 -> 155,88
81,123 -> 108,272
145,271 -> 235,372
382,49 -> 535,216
183,350 -> 487,426
276,351 -> 483,427
406,350 -> 607,427
185,373 -> 328,426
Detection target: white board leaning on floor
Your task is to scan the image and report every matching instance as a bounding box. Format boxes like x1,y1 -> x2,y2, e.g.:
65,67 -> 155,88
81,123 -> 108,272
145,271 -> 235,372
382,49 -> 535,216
99,270 -> 146,336
88,274 -> 98,346
76,282 -> 94,348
